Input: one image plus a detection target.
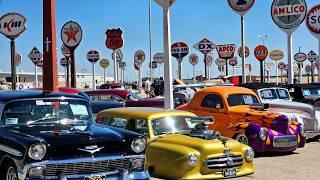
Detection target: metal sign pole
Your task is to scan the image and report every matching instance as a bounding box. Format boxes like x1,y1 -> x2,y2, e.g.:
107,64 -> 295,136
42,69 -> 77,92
117,62 -> 120,83
113,51 -> 117,82
64,66 -> 67,87
70,49 -> 77,88
311,62 -> 315,83
287,33 -> 293,84
318,39 -> 320,82
148,0 -> 153,81
178,59 -> 182,80
299,64 -> 302,83
66,58 -> 70,87
192,65 -> 196,84
204,54 -> 207,80
35,65 -> 39,88
10,40 -> 16,90
138,69 -> 142,87
92,63 -> 96,90
276,61 -> 279,85
241,15 -> 246,83
104,68 -> 106,84
225,59 -> 228,76
260,61 -> 264,83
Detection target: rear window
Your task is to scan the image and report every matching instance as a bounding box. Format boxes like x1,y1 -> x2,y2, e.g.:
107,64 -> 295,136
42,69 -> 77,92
228,94 -> 259,107
276,89 -> 290,100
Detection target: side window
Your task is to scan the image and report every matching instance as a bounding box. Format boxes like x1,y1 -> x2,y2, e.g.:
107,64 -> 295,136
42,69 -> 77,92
109,117 -> 128,128
201,94 -> 224,109
127,119 -> 149,137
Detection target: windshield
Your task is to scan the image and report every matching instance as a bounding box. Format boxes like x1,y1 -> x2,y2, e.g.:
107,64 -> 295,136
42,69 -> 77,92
128,92 -> 143,100
1,98 -> 92,126
228,94 -> 259,107
276,89 -> 290,100
302,88 -> 320,96
151,116 -> 211,135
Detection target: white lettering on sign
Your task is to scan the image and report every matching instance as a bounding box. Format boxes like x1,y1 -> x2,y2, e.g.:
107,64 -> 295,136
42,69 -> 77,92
273,5 -> 305,17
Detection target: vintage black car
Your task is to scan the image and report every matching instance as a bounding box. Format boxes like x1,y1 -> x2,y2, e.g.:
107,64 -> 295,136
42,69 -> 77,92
287,84 -> 320,107
0,90 -> 149,180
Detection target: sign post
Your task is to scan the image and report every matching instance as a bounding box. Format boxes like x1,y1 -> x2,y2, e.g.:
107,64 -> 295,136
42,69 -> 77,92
189,54 -> 199,84
0,13 -> 27,90
154,0 -> 176,109
205,55 -> 214,79
171,42 -> 189,80
61,44 -> 71,87
106,28 -> 124,83
306,4 -> 320,82
14,53 -> 22,87
193,38 -> 216,80
307,50 -> 318,83
294,51 -> 307,83
217,44 -> 236,77
112,49 -> 124,82
153,53 -> 165,78
278,62 -> 286,83
119,61 -> 127,84
269,49 -> 284,84
28,47 -> 43,88
100,59 -> 110,84
134,50 -> 146,87
305,64 -> 312,83
228,0 -> 255,83
61,21 -> 82,88
265,63 -> 274,83
86,50 -> 100,90
229,57 -> 238,75
215,58 -> 227,76
271,0 -> 307,84
254,45 -> 269,83
60,57 -> 71,86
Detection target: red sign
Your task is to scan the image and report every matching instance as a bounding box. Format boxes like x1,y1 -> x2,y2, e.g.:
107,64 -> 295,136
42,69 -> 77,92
254,45 -> 268,61
217,44 -> 236,59
238,46 -> 250,58
278,62 -> 286,70
229,57 -> 238,66
106,28 -> 124,50
171,42 -> 189,59
306,4 -> 320,39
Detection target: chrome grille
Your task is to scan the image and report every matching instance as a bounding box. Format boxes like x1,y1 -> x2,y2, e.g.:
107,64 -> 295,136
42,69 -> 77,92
205,155 -> 243,169
44,158 -> 130,176
302,118 -> 319,131
273,135 -> 297,148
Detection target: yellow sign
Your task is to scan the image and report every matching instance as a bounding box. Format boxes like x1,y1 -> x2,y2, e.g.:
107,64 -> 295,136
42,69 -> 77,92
269,50 -> 284,61
99,59 -> 110,68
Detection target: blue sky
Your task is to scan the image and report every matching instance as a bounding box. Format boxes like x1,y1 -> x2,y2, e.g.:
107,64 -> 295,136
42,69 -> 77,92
0,0 -> 319,81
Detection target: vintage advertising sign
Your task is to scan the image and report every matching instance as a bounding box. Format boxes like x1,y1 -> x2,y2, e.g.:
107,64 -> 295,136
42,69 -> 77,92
105,28 -> 124,50
278,62 -> 286,70
238,46 -> 250,58
254,45 -> 269,61
28,47 -> 42,65
271,0 -> 307,33
189,54 -> 199,66
100,59 -> 110,69
119,61 -> 127,69
308,50 -> 318,62
205,55 -> 213,66
149,61 -> 158,69
154,0 -> 176,9
229,57 -> 238,66
218,65 -> 225,73
134,50 -> 146,64
60,57 -> 71,67
193,38 -> 216,55
86,50 -> 100,63
294,52 -> 307,62
112,49 -> 123,62
0,13 -> 26,39
153,53 -> 165,63
228,0 -> 255,16
217,44 -> 236,59
61,21 -> 82,48
215,58 -> 226,66
61,44 -> 71,58
306,4 -> 320,39
269,50 -> 284,60
171,42 -> 189,60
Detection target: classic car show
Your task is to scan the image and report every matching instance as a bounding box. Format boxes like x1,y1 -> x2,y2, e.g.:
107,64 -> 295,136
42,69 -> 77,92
1,0 -> 320,179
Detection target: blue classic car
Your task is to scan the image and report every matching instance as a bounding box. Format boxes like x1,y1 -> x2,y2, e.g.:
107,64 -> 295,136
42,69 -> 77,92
0,90 -> 149,180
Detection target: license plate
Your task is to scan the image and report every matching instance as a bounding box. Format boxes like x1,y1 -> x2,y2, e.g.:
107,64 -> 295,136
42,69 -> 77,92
223,168 -> 237,178
86,176 -> 106,180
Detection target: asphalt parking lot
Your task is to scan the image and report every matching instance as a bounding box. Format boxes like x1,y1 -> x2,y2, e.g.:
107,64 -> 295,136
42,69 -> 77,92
152,141 -> 320,180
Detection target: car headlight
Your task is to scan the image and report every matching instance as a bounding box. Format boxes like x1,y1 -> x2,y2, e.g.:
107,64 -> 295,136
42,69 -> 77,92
130,158 -> 145,170
188,153 -> 198,166
244,147 -> 254,162
28,143 -> 46,160
131,137 -> 146,154
300,125 -> 306,137
259,128 -> 268,141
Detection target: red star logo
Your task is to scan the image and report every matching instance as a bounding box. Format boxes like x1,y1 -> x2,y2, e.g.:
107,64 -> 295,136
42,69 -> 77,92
64,25 -> 79,43
136,53 -> 144,60
191,57 -> 197,62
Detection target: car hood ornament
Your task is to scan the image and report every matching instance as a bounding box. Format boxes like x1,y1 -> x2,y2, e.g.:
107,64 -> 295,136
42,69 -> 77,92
78,145 -> 104,154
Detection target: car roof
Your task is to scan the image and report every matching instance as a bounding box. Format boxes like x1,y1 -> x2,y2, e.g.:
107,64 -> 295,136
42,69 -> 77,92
197,86 -> 256,96
0,90 -> 88,103
287,84 -> 320,88
239,83 -> 283,90
97,107 -> 196,120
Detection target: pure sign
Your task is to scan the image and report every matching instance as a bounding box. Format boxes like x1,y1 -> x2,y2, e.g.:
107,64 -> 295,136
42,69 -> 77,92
269,50 -> 284,61
0,12 -> 26,40
254,45 -> 268,61
271,0 -> 307,33
61,21 -> 82,49
153,53 -> 165,63
294,52 -> 307,62
217,44 -> 236,59
134,50 -> 145,64
228,0 -> 255,16
28,47 -> 43,65
306,4 -> 320,39
193,38 -> 216,55
308,50 -> 318,62
106,28 -> 124,50
86,50 -> 100,63
171,42 -> 189,61
238,46 -> 250,58
189,54 -> 199,66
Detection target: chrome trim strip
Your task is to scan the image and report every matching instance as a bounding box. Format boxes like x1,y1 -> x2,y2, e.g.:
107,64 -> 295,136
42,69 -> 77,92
273,135 -> 297,148
0,144 -> 22,157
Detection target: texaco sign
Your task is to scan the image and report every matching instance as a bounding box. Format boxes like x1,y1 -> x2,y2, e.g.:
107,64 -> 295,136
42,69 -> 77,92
61,21 -> 82,49
228,0 -> 255,16
271,0 -> 307,33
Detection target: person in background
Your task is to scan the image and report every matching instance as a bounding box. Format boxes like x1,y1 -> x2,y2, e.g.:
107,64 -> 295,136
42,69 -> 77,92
144,78 -> 153,97
0,79 -> 9,90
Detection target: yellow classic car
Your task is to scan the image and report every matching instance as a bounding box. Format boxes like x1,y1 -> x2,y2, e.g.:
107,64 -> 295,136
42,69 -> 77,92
96,108 -> 254,179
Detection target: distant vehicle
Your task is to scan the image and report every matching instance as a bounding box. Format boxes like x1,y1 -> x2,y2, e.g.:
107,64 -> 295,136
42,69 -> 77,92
177,86 -> 306,153
85,89 -> 164,108
99,82 -> 123,89
240,83 -> 320,140
96,108 -> 254,179
0,90 -> 149,179
287,84 -> 320,107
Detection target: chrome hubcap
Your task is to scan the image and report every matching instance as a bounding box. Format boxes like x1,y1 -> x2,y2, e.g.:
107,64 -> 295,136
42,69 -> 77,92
6,167 -> 17,180
236,134 -> 249,145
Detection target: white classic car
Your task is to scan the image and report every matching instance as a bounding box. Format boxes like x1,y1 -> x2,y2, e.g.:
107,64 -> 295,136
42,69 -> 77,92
241,83 -> 320,140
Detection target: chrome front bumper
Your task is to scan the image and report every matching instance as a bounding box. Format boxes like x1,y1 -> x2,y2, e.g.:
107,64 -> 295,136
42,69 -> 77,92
302,117 -> 320,138
18,155 -> 149,180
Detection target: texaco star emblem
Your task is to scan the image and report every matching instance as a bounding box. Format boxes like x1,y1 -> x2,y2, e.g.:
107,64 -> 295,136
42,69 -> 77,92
64,25 -> 79,43
136,53 -> 144,60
